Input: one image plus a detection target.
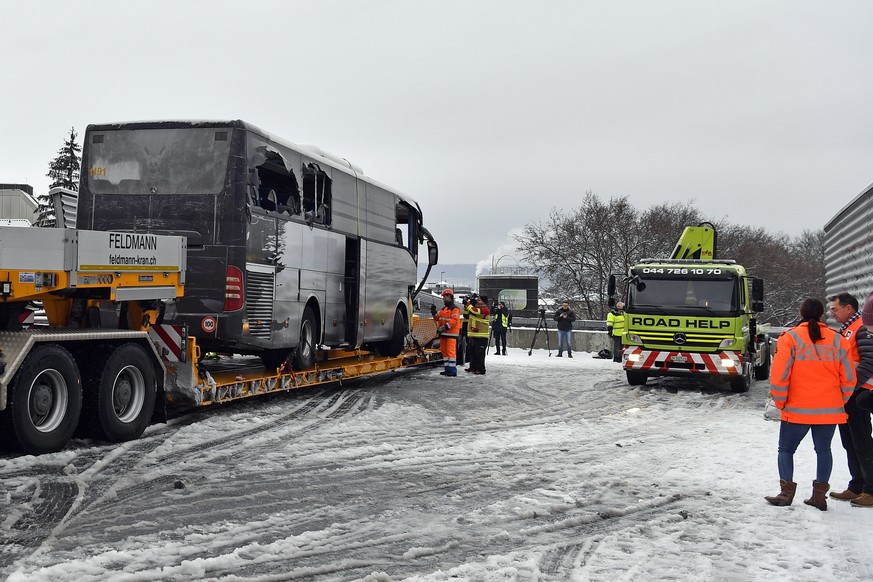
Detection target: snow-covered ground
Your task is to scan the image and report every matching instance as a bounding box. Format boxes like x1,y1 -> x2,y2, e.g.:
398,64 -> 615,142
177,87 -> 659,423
1,350 -> 871,581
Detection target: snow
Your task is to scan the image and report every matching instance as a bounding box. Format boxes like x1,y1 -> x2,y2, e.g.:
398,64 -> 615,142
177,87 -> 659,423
1,350 -> 871,581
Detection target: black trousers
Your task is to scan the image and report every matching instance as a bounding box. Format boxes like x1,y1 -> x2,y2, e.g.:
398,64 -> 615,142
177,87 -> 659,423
612,335 -> 623,363
469,337 -> 488,373
838,388 -> 873,494
493,327 -> 507,352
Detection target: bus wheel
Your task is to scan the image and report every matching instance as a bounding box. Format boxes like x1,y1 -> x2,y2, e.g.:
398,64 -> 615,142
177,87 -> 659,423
3,345 -> 82,455
83,343 -> 156,442
292,306 -> 318,370
260,349 -> 290,370
626,371 -> 648,386
375,308 -> 408,357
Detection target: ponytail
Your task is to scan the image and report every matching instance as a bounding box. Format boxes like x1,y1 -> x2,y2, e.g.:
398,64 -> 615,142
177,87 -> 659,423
799,297 -> 825,344
807,319 -> 823,343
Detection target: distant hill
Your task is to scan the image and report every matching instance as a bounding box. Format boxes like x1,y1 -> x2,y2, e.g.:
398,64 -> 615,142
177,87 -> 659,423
417,263 -> 478,288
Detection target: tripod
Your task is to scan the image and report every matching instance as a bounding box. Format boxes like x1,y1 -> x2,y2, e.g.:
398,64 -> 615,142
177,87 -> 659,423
528,308 -> 552,356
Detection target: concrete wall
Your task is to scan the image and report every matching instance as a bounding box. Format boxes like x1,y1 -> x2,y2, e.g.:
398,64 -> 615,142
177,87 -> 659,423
502,327 -> 611,353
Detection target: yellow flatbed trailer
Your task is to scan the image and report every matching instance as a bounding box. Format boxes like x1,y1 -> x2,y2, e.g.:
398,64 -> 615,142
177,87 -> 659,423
0,226 -> 442,455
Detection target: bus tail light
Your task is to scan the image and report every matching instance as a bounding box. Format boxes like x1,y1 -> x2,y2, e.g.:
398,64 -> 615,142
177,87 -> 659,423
224,266 -> 243,311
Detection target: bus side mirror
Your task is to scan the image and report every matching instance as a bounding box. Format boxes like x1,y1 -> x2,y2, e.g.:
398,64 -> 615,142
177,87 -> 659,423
427,240 -> 438,266
607,274 -> 616,308
751,278 -> 764,313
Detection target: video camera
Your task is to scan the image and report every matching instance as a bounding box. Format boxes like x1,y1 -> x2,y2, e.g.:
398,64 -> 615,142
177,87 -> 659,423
462,292 -> 479,306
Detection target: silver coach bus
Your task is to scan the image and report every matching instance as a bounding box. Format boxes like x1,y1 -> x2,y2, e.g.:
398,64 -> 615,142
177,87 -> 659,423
78,120 -> 437,369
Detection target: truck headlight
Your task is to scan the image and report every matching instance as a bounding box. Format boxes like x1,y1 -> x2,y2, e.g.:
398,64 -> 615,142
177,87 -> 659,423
628,334 -> 642,343
719,338 -> 735,348
628,353 -> 641,362
721,359 -> 735,367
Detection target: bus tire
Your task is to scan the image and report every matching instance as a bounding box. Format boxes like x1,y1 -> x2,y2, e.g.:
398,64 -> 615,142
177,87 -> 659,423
626,371 -> 648,386
3,344 -> 82,455
292,306 -> 318,371
375,308 -> 408,357
83,343 -> 157,443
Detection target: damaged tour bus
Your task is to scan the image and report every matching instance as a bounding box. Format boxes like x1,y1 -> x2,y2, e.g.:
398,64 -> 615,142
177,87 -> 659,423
77,120 -> 437,369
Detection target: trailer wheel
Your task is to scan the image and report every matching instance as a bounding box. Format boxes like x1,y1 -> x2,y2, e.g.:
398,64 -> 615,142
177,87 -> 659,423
3,344 -> 81,454
626,371 -> 648,386
753,341 -> 771,380
83,343 -> 156,442
375,308 -> 408,357
292,306 -> 318,370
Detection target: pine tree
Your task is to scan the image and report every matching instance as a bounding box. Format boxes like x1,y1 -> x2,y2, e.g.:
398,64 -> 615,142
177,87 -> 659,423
39,127 -> 82,227
47,127 -> 81,191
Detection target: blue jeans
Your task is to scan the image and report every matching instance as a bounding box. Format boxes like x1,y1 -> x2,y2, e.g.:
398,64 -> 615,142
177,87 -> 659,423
557,330 -> 573,354
777,421 -> 837,483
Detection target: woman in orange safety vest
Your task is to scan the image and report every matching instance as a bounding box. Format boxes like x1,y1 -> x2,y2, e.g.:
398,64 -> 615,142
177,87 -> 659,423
765,298 -> 855,511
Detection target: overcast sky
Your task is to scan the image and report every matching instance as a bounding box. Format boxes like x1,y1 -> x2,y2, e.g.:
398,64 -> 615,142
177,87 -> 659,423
2,1 -> 872,265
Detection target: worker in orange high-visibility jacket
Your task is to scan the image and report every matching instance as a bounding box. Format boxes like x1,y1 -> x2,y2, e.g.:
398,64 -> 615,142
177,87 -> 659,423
765,298 -> 855,511
434,288 -> 462,377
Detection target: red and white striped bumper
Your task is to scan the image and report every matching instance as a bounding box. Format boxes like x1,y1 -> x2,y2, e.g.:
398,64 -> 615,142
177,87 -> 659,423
622,347 -> 742,376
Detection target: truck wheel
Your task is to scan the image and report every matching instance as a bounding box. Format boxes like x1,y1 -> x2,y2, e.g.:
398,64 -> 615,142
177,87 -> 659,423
375,308 -> 408,357
754,342 -> 771,380
730,360 -> 752,393
3,345 -> 81,454
292,306 -> 318,370
83,343 -> 157,442
626,371 -> 648,386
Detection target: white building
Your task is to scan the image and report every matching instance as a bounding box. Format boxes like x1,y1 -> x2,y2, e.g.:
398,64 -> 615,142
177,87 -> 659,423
824,181 -> 873,300
0,183 -> 39,225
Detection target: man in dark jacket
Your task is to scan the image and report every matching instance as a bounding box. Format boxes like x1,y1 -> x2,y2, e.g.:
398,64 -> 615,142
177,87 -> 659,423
839,292 -> 873,507
553,301 -> 576,358
491,301 -> 511,355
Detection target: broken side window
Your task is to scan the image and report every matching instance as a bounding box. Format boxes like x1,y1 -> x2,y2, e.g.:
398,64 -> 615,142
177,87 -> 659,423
249,148 -> 301,215
302,163 -> 332,226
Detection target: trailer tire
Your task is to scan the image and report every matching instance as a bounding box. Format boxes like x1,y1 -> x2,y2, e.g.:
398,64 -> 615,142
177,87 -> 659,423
3,344 -> 81,455
626,371 -> 648,386
375,308 -> 408,357
292,306 -> 318,371
83,343 -> 157,443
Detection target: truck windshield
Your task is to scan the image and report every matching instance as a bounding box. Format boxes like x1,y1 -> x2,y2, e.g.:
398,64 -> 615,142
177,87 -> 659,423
86,128 -> 232,195
629,276 -> 739,315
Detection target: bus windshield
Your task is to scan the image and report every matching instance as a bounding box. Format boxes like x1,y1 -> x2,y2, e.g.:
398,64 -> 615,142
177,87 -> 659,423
628,275 -> 740,315
86,128 -> 232,195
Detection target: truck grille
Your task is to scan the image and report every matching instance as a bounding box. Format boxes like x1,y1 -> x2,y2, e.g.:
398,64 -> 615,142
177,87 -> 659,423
636,330 -> 729,351
245,267 -> 275,340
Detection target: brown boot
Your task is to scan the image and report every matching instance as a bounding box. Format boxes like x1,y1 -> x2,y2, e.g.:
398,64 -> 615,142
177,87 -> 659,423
765,480 -> 797,506
850,492 -> 873,507
830,488 -> 860,501
803,481 -> 830,511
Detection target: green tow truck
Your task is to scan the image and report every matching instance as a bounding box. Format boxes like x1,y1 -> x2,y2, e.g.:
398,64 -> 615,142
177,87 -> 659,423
608,223 -> 768,392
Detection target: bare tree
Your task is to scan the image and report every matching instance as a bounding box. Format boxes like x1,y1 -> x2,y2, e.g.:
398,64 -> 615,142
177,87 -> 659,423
515,192 -> 825,325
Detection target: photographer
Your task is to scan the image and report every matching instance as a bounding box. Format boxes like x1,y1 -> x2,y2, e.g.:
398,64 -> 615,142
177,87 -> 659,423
465,295 -> 491,374
459,293 -> 479,366
553,301 -> 577,358
491,301 -> 512,356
